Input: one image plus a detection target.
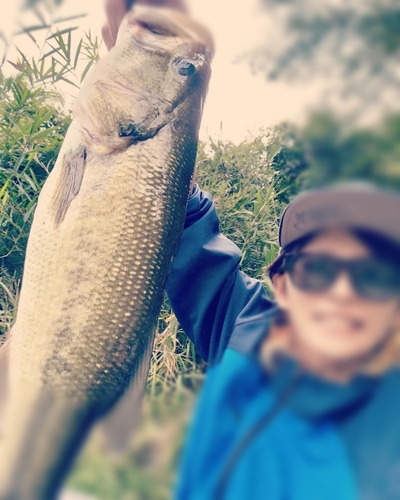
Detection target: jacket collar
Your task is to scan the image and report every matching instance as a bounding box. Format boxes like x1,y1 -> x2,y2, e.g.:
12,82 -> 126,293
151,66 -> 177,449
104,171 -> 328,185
266,356 -> 380,420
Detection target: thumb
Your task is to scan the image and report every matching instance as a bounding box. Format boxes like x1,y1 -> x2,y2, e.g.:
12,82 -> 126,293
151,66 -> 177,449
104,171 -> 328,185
101,23 -> 115,51
104,0 -> 130,50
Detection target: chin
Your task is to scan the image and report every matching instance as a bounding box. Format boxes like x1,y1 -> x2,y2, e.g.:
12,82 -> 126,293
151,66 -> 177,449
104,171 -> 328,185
311,341 -> 373,366
302,329 -> 374,367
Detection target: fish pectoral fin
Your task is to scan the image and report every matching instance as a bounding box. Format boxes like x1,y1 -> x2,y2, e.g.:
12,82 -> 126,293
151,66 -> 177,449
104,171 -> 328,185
98,331 -> 156,455
52,144 -> 87,226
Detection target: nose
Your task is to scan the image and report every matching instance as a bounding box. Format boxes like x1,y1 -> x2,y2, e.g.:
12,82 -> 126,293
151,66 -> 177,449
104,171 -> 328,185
328,271 -> 357,302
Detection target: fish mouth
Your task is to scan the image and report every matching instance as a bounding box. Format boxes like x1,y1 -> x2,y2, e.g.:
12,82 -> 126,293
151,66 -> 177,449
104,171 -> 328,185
74,6 -> 214,153
120,6 -> 215,61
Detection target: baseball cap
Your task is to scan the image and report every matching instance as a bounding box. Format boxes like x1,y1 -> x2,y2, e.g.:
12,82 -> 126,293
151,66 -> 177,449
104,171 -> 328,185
279,182 -> 400,249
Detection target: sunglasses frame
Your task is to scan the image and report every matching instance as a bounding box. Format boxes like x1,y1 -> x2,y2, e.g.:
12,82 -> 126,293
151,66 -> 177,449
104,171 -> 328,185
282,252 -> 400,301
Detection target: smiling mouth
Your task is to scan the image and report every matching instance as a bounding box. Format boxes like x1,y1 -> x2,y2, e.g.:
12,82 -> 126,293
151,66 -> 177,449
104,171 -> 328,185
313,313 -> 365,332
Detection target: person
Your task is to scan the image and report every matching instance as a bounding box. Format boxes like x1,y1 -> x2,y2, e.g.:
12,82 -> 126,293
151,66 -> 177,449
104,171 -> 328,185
167,182 -> 400,500
103,3 -> 400,499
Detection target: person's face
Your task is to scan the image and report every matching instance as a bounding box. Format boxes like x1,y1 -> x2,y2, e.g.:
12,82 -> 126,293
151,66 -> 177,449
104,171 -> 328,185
273,229 -> 400,366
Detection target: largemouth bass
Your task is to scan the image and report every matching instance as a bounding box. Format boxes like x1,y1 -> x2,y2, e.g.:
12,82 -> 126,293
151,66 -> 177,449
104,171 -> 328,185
0,7 -> 213,499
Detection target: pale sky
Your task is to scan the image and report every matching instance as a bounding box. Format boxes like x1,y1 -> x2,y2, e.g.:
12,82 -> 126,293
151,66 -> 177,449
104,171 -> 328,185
1,0 -> 324,143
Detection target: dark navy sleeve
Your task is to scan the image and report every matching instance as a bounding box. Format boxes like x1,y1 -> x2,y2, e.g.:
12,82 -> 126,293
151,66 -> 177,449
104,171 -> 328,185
166,185 -> 274,365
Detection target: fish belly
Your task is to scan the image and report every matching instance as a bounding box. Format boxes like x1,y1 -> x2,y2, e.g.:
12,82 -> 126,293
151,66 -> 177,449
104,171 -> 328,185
0,122 -> 195,499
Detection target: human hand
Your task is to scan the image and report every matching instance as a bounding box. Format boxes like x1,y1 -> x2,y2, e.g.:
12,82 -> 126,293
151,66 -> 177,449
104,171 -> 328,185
102,0 -> 188,51
102,0 -> 132,51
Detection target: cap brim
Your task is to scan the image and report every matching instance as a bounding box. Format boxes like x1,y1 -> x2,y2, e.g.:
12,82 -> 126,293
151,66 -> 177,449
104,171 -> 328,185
279,183 -> 400,249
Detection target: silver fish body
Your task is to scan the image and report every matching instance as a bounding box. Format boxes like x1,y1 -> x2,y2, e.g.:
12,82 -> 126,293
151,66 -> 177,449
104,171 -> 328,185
0,7 -> 213,499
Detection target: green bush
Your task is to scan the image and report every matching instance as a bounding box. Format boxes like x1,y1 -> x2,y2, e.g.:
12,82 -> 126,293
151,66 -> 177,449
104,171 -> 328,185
0,75 -> 70,272
0,73 -> 71,340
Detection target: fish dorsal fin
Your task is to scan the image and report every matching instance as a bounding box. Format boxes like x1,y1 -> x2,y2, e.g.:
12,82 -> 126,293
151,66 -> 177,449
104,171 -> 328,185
52,143 -> 87,226
99,331 -> 155,454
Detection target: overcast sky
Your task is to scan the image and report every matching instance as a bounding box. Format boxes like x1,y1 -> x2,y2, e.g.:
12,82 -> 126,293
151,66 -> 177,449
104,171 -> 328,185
1,0 -> 324,143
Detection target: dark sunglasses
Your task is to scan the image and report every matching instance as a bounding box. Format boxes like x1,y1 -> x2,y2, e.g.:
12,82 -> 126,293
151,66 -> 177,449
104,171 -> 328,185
283,252 -> 400,301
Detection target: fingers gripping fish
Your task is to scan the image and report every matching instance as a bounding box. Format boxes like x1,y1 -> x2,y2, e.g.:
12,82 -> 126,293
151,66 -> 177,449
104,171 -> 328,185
0,7 -> 213,499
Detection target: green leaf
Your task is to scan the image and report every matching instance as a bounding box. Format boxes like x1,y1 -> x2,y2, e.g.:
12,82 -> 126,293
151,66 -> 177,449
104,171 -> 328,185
73,38 -> 82,69
40,46 -> 62,61
0,280 -> 15,302
1,191 -> 8,207
67,30 -> 71,62
80,60 -> 93,82
31,128 -> 53,141
53,13 -> 87,24
46,26 -> 78,41
58,76 -> 79,88
0,180 -> 9,198
32,5 -> 47,26
20,28 -> 40,49
23,199 -> 38,222
15,24 -> 51,35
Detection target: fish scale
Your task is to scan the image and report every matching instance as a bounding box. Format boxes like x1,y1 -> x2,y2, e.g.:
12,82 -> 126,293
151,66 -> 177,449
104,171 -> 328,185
0,6 -> 213,499
18,129 -> 191,396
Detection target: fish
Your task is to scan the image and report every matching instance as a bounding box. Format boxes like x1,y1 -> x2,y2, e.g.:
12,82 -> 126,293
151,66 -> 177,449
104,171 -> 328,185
0,6 -> 213,499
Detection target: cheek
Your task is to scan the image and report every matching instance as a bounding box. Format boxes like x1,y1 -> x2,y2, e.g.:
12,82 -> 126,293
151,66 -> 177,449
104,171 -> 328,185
275,275 -> 311,310
277,277 -> 319,329
282,278 -> 316,314
361,301 -> 400,338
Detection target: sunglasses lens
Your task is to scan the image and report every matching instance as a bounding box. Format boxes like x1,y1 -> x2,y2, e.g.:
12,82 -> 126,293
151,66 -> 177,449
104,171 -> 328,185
287,255 -> 339,292
285,253 -> 400,300
352,260 -> 400,300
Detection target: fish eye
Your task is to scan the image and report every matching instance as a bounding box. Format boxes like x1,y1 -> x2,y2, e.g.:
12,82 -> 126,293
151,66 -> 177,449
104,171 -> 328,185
175,58 -> 196,77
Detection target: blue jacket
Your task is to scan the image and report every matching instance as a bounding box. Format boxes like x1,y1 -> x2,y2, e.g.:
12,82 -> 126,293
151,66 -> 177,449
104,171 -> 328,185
166,186 -> 400,500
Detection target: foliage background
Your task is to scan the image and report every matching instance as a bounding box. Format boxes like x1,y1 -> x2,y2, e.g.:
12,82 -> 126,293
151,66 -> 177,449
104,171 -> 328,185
1,0 -> 400,498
